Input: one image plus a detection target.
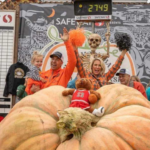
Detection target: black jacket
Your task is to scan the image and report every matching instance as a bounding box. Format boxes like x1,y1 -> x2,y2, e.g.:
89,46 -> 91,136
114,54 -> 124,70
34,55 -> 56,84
3,62 -> 29,97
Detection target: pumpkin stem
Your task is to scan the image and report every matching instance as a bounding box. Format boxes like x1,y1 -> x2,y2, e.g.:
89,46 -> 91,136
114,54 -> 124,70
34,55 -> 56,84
56,107 -> 99,142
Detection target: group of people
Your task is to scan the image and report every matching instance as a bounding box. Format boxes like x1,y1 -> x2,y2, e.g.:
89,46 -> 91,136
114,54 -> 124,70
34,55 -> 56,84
0,28 -> 149,123
17,27 -> 149,102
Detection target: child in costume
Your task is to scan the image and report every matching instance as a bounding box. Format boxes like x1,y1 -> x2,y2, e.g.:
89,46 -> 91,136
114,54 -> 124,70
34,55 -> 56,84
25,51 -> 46,95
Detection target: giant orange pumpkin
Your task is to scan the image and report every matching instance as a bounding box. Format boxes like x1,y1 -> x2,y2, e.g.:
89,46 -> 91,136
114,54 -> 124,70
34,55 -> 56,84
0,84 -> 150,150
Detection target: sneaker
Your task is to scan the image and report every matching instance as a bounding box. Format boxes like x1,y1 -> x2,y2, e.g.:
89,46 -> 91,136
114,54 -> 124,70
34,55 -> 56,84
92,106 -> 105,117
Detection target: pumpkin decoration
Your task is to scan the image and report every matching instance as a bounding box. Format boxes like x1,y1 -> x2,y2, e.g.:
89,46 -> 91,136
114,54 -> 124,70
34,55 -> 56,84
0,84 -> 150,150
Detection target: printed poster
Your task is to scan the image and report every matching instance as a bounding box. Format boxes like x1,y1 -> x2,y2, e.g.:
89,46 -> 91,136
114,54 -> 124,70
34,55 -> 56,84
18,3 -> 150,87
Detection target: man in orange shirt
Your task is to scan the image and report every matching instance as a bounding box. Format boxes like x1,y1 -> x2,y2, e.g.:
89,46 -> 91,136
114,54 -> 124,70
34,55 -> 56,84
29,27 -> 76,93
116,68 -> 147,98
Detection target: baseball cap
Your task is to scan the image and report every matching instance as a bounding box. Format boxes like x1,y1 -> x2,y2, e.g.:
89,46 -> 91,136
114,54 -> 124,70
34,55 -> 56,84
116,68 -> 131,76
50,51 -> 63,62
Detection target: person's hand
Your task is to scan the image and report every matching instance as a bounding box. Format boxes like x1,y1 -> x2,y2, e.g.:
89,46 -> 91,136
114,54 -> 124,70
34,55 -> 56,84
30,84 -> 40,93
60,27 -> 69,42
24,78 -> 28,86
121,49 -> 127,57
40,77 -> 46,83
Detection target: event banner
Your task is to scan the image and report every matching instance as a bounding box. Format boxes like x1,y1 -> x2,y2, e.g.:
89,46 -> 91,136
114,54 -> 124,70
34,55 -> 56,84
18,3 -> 150,87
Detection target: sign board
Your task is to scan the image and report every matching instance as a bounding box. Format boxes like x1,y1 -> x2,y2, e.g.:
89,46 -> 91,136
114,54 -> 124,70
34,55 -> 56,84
74,0 -> 112,21
18,3 -> 150,89
0,10 -> 16,116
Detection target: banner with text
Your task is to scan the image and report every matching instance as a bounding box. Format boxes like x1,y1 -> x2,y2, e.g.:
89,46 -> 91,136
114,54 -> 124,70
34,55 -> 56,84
18,3 -> 150,87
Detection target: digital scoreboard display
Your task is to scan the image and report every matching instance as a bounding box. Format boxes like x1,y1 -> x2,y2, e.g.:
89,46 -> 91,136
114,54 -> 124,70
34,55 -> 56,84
74,0 -> 112,21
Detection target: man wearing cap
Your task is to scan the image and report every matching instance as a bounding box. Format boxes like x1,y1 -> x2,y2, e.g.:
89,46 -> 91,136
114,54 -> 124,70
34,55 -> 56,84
30,27 -> 76,93
116,68 -> 147,98
42,27 -> 76,88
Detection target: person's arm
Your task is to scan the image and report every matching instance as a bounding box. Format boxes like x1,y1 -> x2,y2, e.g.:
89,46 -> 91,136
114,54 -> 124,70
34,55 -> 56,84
74,47 -> 87,78
30,84 -> 41,93
63,41 -> 76,79
120,49 -> 127,57
105,50 -> 127,81
30,67 -> 41,81
136,82 -> 147,98
60,28 -> 76,80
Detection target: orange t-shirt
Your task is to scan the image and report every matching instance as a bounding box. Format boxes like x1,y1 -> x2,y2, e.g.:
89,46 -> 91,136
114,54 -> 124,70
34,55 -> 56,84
41,40 -> 76,88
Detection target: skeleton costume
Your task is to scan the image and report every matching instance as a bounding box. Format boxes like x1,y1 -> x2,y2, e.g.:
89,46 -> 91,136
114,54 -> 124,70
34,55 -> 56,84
74,32 -> 132,90
74,33 -> 124,90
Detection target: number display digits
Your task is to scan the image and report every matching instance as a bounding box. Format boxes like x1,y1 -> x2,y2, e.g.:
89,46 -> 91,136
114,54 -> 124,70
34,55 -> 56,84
74,0 -> 112,21
74,1 -> 112,16
88,4 -> 108,12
